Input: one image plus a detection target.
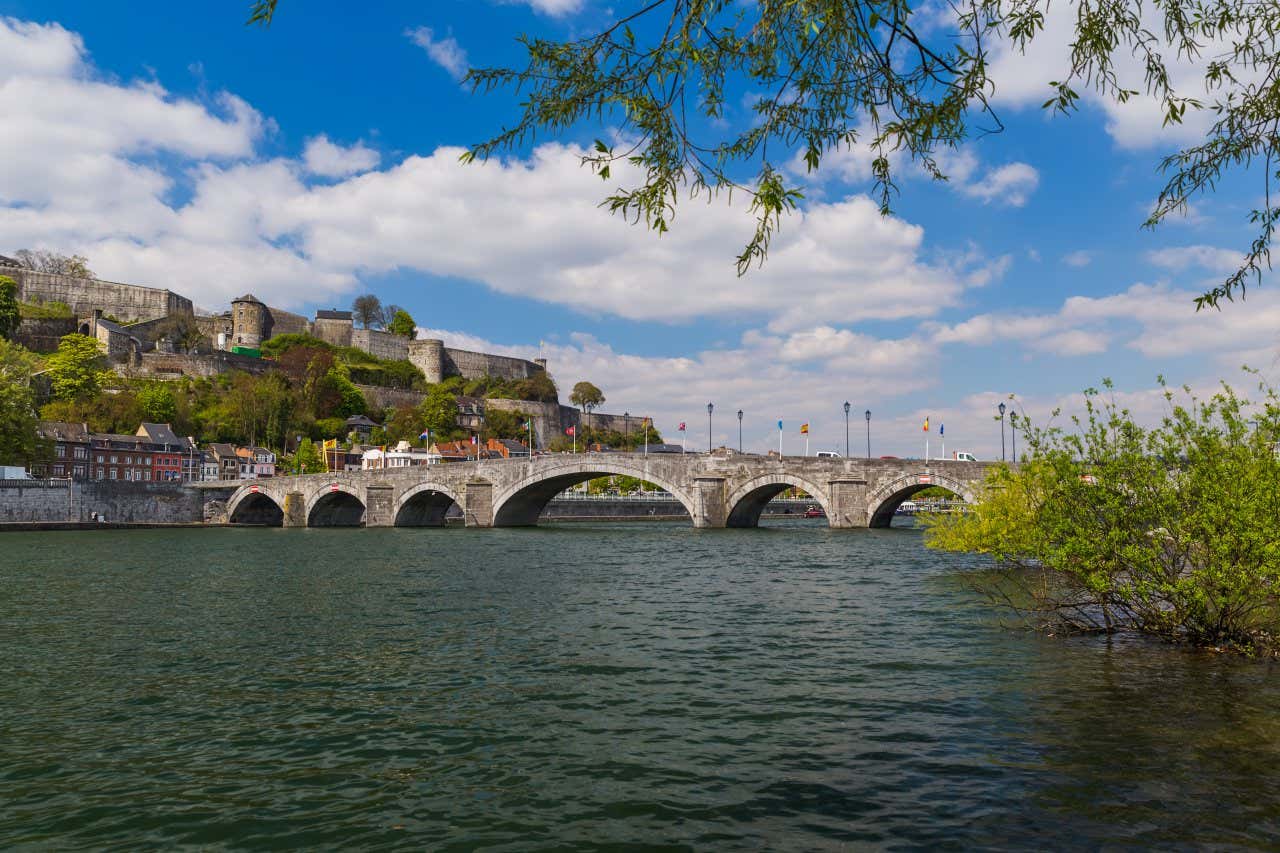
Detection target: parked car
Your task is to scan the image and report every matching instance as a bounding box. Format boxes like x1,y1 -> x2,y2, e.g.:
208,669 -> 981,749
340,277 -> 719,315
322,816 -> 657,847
953,451 -> 979,462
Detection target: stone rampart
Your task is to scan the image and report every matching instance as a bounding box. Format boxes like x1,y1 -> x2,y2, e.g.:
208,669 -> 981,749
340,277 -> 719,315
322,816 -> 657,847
14,317 -> 76,352
352,329 -> 410,361
119,350 -> 275,379
358,384 -> 426,412
443,346 -> 543,382
3,267 -> 191,322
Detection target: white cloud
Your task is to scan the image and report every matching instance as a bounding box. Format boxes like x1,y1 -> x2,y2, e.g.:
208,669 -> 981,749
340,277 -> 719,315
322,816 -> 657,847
954,161 -> 1040,207
1062,250 -> 1092,268
793,134 -> 1040,207
302,135 -> 380,178
405,27 -> 469,80
1146,245 -> 1240,275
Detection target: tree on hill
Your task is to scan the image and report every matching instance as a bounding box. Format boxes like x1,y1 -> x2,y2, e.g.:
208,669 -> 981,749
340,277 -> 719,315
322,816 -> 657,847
0,276 -> 18,340
252,1 -> 1280,308
418,384 -> 460,439
11,250 -> 94,279
289,438 -> 324,474
570,380 -> 605,432
0,339 -> 41,465
352,294 -> 384,329
45,334 -> 107,400
387,308 -> 417,338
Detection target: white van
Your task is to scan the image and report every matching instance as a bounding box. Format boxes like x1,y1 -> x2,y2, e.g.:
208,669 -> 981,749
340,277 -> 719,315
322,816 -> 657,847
953,451 -> 978,462
815,450 -> 841,458
0,466 -> 31,480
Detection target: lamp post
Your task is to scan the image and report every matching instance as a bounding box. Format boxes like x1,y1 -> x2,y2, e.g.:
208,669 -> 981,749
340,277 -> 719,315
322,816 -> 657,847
624,411 -> 630,450
843,401 -> 851,457
998,401 -> 1007,461
737,409 -> 744,453
706,402 -> 714,453
864,409 -> 871,459
1009,410 -> 1017,461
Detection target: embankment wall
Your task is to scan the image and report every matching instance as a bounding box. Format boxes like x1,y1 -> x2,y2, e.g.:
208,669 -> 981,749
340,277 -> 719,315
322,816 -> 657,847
0,480 -> 205,524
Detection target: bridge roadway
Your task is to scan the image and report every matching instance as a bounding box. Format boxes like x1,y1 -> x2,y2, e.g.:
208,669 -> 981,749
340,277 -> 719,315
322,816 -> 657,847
199,453 -> 998,529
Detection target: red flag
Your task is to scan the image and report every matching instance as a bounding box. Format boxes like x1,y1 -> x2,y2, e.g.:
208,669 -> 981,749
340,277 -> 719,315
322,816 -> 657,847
678,422 -> 686,431
565,426 -> 575,436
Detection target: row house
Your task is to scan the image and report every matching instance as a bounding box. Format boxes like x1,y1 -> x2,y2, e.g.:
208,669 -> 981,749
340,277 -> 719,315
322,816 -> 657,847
33,421 -> 90,480
90,433 -> 159,482
206,444 -> 242,481
135,423 -> 197,482
235,446 -> 277,479
361,441 -> 442,470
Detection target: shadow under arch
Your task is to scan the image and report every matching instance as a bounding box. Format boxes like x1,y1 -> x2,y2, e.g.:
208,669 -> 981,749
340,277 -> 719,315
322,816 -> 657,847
866,473 -> 974,528
725,473 -> 833,528
227,490 -> 284,526
307,484 -> 366,527
491,461 -> 697,527
394,482 -> 463,527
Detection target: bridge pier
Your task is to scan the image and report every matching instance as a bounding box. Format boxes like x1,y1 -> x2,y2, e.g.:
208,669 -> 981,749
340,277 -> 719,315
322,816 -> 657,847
282,491 -> 306,528
691,477 -> 727,528
464,480 -> 494,527
364,484 -> 394,527
827,478 -> 868,528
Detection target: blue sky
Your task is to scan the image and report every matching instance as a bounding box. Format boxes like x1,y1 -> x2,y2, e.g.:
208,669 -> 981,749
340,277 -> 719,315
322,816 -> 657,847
0,1 -> 1274,457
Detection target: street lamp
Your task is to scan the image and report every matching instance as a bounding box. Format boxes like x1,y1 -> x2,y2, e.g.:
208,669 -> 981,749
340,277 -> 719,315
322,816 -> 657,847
1009,410 -> 1017,461
706,402 -> 714,453
843,401 -> 851,457
737,409 -> 744,453
864,409 -> 871,459
998,401 -> 1007,461
624,411 -> 630,450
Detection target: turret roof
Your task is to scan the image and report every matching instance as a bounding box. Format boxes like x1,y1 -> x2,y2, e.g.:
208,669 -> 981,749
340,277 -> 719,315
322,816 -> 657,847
232,293 -> 263,304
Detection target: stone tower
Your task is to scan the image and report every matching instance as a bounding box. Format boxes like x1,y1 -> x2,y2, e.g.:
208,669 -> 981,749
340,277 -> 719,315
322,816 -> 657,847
409,338 -> 446,384
230,294 -> 268,349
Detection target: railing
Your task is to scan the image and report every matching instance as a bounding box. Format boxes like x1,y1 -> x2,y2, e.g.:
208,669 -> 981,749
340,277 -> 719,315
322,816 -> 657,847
0,478 -> 72,488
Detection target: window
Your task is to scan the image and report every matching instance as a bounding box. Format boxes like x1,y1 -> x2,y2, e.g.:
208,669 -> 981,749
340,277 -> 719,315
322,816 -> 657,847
109,468 -> 118,480
144,471 -> 151,481
96,454 -> 104,464
74,447 -> 87,459
52,464 -> 64,476
56,443 -> 65,456
110,455 -> 118,464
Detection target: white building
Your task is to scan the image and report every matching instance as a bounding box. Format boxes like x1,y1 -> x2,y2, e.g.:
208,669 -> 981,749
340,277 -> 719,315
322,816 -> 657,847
362,441 -> 441,470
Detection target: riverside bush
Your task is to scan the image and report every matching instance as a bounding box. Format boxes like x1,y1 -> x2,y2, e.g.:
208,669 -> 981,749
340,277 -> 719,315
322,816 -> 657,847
926,377 -> 1280,655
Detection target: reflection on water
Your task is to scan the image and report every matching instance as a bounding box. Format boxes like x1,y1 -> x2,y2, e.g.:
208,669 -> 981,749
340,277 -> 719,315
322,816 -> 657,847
1,522 -> 1277,848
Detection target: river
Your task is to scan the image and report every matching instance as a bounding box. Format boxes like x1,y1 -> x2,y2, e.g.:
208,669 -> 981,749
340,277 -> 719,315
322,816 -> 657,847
2,521 -> 1278,849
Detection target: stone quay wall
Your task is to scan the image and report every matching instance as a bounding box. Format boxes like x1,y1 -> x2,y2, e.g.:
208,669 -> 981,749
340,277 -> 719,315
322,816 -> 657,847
1,266 -> 191,323
0,480 -> 205,524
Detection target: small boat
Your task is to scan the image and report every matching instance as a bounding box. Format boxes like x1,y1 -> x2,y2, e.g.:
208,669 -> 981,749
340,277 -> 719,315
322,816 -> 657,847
803,505 -> 826,518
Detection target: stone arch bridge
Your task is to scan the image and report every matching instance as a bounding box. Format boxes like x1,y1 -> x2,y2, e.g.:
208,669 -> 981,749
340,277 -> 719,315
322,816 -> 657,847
199,453 -> 997,529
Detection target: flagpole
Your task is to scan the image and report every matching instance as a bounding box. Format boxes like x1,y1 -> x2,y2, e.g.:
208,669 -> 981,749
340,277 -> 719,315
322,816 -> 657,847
644,419 -> 649,456
778,423 -> 783,458
805,435 -> 809,457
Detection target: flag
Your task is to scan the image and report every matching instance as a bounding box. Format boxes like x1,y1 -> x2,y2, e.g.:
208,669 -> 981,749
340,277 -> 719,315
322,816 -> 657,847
922,417 -> 930,432
470,435 -> 477,445
418,430 -> 429,439
939,423 -> 945,437
678,422 -> 686,432
800,423 -> 809,434
777,420 -> 783,430
322,438 -> 337,450
565,426 -> 575,436
522,419 -> 532,430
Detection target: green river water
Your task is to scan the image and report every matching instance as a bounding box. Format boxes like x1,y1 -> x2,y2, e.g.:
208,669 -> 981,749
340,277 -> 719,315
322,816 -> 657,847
2,520 -> 1278,849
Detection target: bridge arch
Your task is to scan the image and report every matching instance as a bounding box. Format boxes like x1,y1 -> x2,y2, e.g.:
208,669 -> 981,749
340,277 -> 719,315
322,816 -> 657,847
306,483 -> 366,527
490,459 -> 697,526
865,472 -> 976,528
226,486 -> 284,526
394,482 -> 463,527
724,473 -> 833,528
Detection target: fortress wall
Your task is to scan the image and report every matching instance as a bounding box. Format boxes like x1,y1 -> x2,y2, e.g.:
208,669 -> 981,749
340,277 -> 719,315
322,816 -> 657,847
4,268 -> 192,322
584,411 -> 650,435
313,317 -> 353,347
442,347 -> 543,382
120,350 -> 275,379
486,398 -> 563,449
357,384 -> 425,412
266,307 -> 311,338
13,317 -> 76,352
352,329 -> 409,361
